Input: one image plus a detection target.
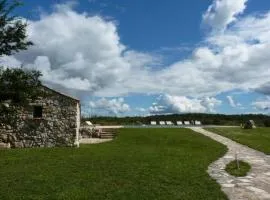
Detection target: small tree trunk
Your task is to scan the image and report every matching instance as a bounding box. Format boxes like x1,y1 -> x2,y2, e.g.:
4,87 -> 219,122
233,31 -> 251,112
235,153 -> 240,169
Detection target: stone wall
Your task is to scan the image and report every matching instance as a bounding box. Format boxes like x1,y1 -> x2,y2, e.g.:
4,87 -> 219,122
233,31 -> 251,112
80,127 -> 100,138
0,86 -> 80,148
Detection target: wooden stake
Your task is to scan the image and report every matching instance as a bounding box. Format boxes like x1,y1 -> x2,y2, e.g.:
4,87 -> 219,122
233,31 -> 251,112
235,152 -> 240,169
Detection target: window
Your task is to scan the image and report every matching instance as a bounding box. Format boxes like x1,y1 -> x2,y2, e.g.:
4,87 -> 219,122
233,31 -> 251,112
33,106 -> 43,118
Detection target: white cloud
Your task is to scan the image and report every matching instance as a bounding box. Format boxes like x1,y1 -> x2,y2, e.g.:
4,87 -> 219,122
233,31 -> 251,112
6,3 -> 152,96
252,97 -> 270,111
203,0 -> 248,31
227,95 -> 236,107
1,0 -> 270,104
89,97 -> 130,115
0,56 -> 21,68
227,95 -> 243,109
149,95 -> 221,114
136,107 -> 147,112
255,82 -> 270,95
8,4 -> 162,98
201,97 -> 222,112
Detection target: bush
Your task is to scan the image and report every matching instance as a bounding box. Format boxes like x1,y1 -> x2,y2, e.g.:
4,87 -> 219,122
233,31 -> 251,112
264,120 -> 270,127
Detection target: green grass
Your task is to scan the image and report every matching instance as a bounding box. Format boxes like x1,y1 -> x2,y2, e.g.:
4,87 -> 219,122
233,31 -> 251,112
0,128 -> 228,200
205,127 -> 270,154
225,160 -> 251,177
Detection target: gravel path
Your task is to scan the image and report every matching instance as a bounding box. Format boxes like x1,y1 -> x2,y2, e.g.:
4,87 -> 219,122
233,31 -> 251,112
190,127 -> 270,200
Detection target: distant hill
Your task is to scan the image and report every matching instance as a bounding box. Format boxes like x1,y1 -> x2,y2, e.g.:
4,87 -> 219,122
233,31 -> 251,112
82,113 -> 270,127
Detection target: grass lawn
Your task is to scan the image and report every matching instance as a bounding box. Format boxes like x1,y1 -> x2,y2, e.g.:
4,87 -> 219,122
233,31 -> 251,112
205,127 -> 270,154
0,128 -> 227,200
225,160 -> 251,177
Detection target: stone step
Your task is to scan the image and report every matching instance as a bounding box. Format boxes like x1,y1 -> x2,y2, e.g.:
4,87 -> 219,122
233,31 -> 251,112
100,133 -> 115,135
100,134 -> 115,137
100,136 -> 114,139
99,130 -> 117,139
101,131 -> 116,134
100,132 -> 116,135
100,133 -> 115,136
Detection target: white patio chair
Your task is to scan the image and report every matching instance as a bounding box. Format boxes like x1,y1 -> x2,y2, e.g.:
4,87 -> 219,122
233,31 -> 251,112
176,121 -> 183,125
195,121 -> 201,125
151,121 -> 157,125
159,121 -> 165,125
166,121 -> 173,125
184,121 -> 190,125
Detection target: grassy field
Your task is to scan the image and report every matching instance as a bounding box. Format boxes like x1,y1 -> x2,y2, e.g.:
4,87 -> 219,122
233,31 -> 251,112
0,128 -> 227,200
205,127 -> 270,154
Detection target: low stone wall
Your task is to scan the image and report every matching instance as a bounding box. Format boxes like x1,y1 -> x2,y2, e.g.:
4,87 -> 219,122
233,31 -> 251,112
80,127 -> 100,138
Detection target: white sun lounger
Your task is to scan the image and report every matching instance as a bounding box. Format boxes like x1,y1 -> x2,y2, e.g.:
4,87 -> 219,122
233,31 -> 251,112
151,121 -> 157,125
166,121 -> 173,125
176,121 -> 183,125
159,121 -> 165,125
184,121 -> 190,125
195,121 -> 201,125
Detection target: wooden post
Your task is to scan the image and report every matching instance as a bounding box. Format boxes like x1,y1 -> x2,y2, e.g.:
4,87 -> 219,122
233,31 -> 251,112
235,152 -> 240,169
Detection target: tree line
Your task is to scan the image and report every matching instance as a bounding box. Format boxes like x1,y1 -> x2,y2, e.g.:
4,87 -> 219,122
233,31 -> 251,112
83,113 -> 270,127
0,0 -> 42,126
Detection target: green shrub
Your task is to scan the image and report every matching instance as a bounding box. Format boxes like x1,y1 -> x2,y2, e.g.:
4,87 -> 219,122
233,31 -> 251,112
264,120 -> 270,127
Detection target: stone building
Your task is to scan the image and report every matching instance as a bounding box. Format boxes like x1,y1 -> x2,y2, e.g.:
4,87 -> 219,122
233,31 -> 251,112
0,85 -> 80,148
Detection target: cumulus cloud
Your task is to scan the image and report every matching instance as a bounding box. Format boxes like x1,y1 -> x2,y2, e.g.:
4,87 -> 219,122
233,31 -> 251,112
136,107 -> 147,112
252,97 -> 270,111
227,96 -> 236,107
3,3 -> 156,97
255,82 -> 270,96
116,9 -> 270,98
1,0 -> 270,103
0,56 -> 22,68
89,97 -> 130,115
201,97 -> 222,112
226,96 -> 243,108
24,5 -> 129,92
203,0 -> 248,31
149,95 -> 221,114
152,10 -> 270,97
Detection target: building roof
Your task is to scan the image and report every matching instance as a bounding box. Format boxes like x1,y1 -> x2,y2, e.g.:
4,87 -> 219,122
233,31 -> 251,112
42,85 -> 80,102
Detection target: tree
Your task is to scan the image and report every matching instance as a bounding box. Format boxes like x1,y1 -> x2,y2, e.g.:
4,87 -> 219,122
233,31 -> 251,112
264,119 -> 270,127
0,0 -> 41,126
0,0 -> 33,56
0,68 -> 42,104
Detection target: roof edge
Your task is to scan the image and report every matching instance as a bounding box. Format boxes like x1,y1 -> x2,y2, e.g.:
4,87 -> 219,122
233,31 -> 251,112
42,85 -> 80,102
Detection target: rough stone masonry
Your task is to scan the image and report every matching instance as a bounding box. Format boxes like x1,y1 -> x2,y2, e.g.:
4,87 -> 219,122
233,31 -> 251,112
0,86 -> 80,148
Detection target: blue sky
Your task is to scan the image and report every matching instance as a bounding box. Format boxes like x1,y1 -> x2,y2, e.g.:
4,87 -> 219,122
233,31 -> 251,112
4,0 -> 270,116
